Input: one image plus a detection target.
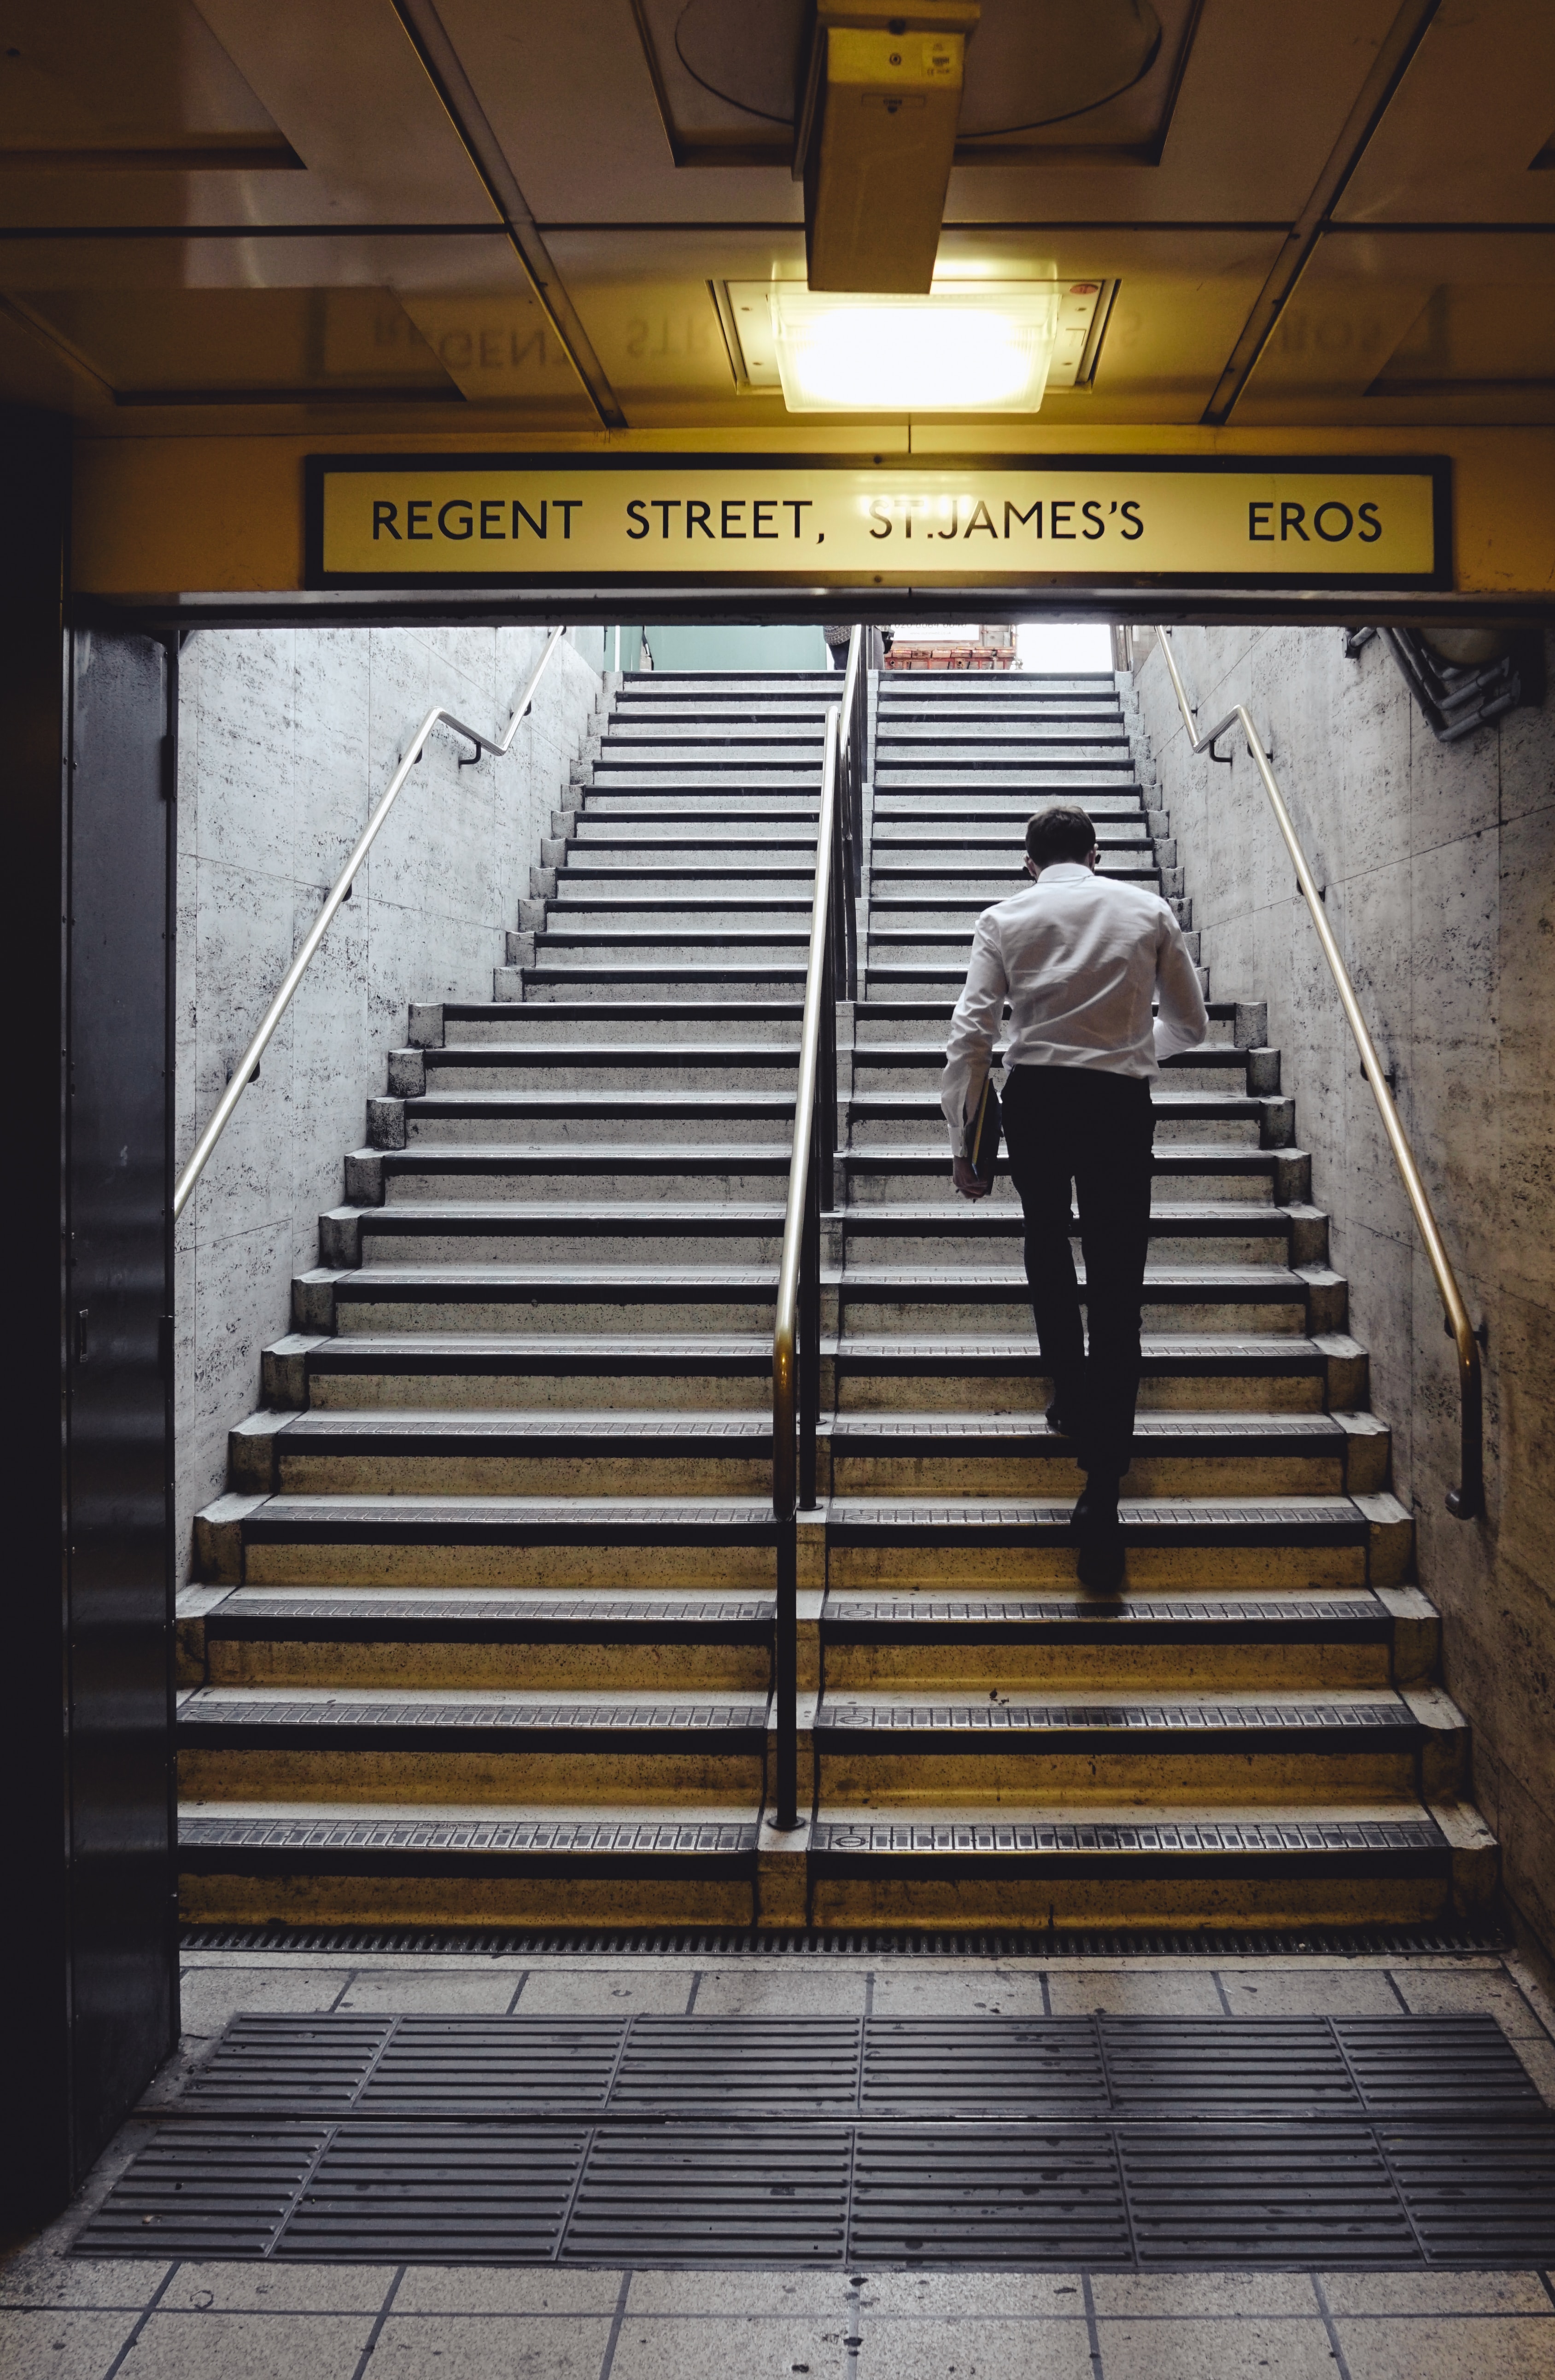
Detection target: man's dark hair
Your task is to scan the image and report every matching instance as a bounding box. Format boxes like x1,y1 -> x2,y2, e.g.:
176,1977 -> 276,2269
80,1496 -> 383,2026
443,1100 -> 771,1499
1025,804 -> 1097,867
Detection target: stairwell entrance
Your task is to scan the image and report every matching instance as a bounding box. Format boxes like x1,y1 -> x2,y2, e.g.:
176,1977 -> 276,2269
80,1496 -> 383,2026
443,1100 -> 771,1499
175,653 -> 1491,1936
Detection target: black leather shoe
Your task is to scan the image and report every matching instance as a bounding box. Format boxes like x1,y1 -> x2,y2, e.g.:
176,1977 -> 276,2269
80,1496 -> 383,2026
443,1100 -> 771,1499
1045,1400 -> 1074,1438
1076,1527 -> 1126,1593
1069,1481 -> 1119,1535
1071,1480 -> 1125,1592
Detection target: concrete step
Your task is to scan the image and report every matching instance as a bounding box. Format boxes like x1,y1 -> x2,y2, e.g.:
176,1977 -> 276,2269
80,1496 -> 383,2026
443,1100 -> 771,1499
804,1798 -> 1486,1930
549,888 -> 815,910
194,1492 -> 788,1590
261,1328 -> 1367,1420
295,1264 -> 781,1337
533,926 -> 813,955
190,1488 -> 1413,1596
568,827 -> 820,851
387,1090 -> 798,1148
839,1217 -> 1314,1270
228,1406 -> 1388,1501
877,724 -> 1129,746
830,1263 -> 1339,1338
843,1146 -> 1312,1205
872,802 -> 1147,835
177,1798 -> 767,1927
584,778 -> 821,800
519,967 -> 810,999
853,998 -> 1258,1044
175,1793 -> 1483,1931
421,1045 -> 801,1093
595,744 -> 823,768
426,1001 -> 807,1047
829,1332 -> 1368,1413
812,1684 -> 1465,1806
846,1087 -> 1288,1139
326,1196 -> 1318,1263
176,1682 -> 769,1806
868,877 -> 1162,912
339,1207 -> 788,1267
821,1585 -> 1438,1691
264,1330 -> 781,1411
180,1583 -> 776,1693
852,1043 -> 1270,1088
349,1144 -> 796,1205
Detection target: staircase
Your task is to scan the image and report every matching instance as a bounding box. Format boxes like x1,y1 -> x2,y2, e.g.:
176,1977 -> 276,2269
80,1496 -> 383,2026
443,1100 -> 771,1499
180,663 -> 1497,1933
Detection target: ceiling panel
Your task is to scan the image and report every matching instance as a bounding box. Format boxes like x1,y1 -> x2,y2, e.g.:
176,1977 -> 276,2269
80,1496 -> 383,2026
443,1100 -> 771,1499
625,0 -> 1201,170
186,0 -> 499,223
443,0 -> 1403,231
0,0 -> 284,148
11,284 -> 460,398
1234,229 -> 1555,424
436,0 -> 802,229
1335,0 -> 1555,225
0,229 -> 596,421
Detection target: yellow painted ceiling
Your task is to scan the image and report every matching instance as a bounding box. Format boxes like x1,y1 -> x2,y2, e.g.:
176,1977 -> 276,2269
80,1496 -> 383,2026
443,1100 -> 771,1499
1,0 -> 1552,439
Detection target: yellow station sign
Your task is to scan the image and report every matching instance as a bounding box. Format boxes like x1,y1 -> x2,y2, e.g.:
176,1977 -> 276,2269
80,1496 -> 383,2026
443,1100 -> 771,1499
307,454 -> 1449,589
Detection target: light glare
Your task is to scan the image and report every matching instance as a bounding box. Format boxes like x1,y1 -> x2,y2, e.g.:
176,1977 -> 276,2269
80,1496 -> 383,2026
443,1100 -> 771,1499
769,285 -> 1058,414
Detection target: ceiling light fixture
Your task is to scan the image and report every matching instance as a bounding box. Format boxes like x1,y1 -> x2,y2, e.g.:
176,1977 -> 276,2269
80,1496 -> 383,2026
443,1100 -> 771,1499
766,282 -> 1060,413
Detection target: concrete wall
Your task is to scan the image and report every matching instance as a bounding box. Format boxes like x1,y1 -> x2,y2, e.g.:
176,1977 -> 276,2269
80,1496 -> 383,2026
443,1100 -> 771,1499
173,623 -> 602,1575
1135,622 -> 1555,1945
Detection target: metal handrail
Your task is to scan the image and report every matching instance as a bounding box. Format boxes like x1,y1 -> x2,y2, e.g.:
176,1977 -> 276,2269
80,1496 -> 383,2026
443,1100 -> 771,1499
1152,626 -> 1483,1521
173,626 -> 567,1220
771,627 -> 867,1830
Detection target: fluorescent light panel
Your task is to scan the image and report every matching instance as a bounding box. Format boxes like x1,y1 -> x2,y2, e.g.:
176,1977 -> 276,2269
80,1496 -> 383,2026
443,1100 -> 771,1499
766,282 -> 1061,414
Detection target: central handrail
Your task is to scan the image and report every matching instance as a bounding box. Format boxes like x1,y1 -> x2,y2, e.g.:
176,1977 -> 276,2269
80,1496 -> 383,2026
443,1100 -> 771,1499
173,625 -> 567,1221
771,626 -> 867,1830
1151,626 -> 1483,1521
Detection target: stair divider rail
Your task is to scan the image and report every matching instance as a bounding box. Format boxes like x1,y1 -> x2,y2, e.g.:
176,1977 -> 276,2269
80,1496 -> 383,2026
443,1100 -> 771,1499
772,626 -> 866,1830
1152,625 -> 1483,1521
172,625 -> 568,1221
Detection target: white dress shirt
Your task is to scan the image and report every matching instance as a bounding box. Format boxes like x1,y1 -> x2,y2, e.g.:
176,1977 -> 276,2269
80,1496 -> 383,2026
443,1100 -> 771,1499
941,861 -> 1210,1154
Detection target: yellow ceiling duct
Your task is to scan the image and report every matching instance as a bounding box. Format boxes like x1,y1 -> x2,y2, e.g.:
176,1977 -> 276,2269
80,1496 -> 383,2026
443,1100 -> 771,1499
799,0 -> 981,294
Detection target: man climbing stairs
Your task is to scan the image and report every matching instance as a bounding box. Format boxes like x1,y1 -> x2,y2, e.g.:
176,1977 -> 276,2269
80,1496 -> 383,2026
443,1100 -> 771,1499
179,661 -> 1496,1932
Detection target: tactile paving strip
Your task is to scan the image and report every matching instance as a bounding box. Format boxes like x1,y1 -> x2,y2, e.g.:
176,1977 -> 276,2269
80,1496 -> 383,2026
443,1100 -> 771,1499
76,2015 -> 1555,2267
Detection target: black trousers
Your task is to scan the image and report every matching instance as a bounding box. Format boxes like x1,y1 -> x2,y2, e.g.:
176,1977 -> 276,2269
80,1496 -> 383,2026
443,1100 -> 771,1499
1001,1064 -> 1154,1480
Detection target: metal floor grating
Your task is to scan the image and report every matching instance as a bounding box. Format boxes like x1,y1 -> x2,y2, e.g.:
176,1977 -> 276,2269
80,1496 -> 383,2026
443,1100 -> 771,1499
77,2014 -> 1555,2268
178,1919 -> 1510,1957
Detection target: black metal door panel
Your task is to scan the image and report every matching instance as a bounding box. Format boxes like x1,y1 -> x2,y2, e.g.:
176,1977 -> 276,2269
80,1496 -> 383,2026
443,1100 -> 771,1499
65,626 -> 176,2179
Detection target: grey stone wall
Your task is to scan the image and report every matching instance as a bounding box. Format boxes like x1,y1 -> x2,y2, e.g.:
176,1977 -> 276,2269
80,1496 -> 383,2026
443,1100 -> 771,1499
173,624 -> 602,1575
1135,623 -> 1555,1945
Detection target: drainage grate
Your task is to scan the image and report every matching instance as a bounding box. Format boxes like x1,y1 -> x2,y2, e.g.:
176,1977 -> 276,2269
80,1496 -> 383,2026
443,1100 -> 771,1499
1118,2125 -> 1420,2266
179,1918 -> 1510,1958
276,2125 -> 587,2264
76,2014 -> 1555,2268
849,2128 -> 1130,2266
174,2011 -> 1541,2125
565,2127 -> 851,2264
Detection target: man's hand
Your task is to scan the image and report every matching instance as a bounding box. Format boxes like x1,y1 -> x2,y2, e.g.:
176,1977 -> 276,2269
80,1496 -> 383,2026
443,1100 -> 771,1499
952,1156 -> 991,1200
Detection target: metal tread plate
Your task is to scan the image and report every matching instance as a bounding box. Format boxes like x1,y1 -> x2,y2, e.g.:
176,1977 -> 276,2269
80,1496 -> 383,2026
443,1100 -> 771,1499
180,1691 -> 767,1739
76,2015 -> 1555,2267
180,1815 -> 758,1855
824,1593 -> 1381,1628
826,1497 -> 1363,1540
214,1593 -> 773,1627
811,1816 -> 1442,1854
813,1697 -> 1410,1735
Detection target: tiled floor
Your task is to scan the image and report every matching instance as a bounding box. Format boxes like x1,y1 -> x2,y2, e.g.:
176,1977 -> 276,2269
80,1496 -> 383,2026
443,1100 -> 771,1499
7,1945 -> 1555,2380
